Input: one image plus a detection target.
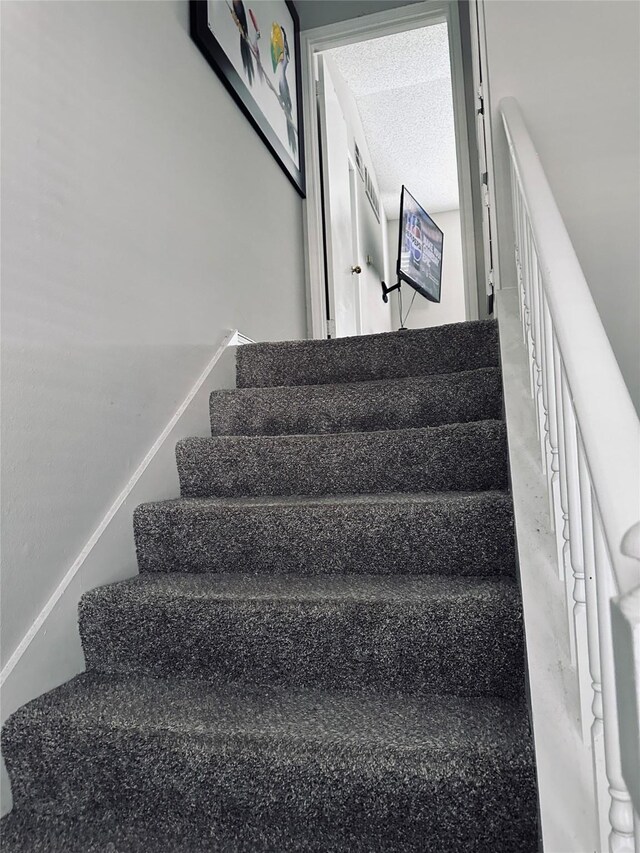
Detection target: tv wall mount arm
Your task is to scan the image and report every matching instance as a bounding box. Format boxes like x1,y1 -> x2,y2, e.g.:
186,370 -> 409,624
380,279 -> 401,304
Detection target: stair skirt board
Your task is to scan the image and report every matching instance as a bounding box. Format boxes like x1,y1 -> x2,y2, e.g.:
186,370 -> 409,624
2,320 -> 539,852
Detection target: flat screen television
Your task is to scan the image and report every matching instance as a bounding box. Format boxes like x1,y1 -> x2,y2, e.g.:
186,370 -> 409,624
397,186 -> 444,303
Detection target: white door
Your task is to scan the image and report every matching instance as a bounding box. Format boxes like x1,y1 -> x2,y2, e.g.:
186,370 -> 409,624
348,157 -> 364,333
317,55 -> 360,338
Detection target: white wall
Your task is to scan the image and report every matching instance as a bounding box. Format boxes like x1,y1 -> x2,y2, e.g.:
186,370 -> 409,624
0,0 -> 307,670
387,209 -> 466,330
298,0 -> 422,31
323,56 -> 393,335
483,0 -> 640,412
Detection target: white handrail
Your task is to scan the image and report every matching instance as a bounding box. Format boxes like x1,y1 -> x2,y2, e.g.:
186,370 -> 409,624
500,96 -> 640,852
500,97 -> 640,598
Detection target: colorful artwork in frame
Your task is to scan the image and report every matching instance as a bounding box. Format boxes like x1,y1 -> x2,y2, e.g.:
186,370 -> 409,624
190,0 -> 305,196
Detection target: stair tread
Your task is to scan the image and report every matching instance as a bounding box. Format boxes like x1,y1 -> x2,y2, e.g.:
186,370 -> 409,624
210,367 -> 502,435
84,570 -> 518,604
3,672 -> 536,852
79,571 -> 522,698
133,489 -> 516,578
2,807 -> 378,853
236,319 -> 500,388
221,364 -> 501,392
241,319 -> 496,354
5,670 -> 531,756
139,488 -> 511,512
188,418 -> 503,444
177,419 -> 508,499
220,365 -> 501,393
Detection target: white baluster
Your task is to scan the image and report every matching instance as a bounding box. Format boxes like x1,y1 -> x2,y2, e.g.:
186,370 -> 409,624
511,163 -> 526,334
553,342 -> 577,668
577,439 -> 609,851
527,223 -> 545,453
561,371 -> 592,741
519,201 -> 536,398
538,283 -> 557,518
592,509 -> 636,852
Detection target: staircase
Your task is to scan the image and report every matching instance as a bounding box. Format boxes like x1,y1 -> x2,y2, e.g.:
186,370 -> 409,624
1,319 -> 539,852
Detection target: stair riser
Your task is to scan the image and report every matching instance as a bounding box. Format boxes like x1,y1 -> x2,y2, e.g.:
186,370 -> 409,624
210,369 -> 503,436
177,422 -> 508,499
79,592 -> 523,699
3,723 -> 537,852
134,494 -> 515,577
236,320 -> 500,388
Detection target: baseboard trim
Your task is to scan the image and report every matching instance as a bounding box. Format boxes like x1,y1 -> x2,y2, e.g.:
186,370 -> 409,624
0,329 -> 242,689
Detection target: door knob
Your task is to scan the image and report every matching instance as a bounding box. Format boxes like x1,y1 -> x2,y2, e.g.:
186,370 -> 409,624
351,265 -> 362,275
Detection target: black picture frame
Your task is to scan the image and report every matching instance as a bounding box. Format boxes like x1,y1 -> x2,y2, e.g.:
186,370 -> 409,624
190,0 -> 306,197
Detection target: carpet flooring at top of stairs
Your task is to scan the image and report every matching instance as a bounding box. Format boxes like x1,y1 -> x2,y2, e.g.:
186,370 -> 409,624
1,319 -> 539,852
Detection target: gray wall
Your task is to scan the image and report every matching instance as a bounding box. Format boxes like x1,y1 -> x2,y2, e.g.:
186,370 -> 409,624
483,0 -> 640,411
298,0 -> 422,31
1,0 -> 307,668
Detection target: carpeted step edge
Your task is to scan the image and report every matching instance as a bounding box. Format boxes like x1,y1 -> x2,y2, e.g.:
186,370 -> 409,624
77,573 -> 525,699
133,490 -> 516,577
176,420 -> 509,499
210,367 -> 504,436
2,673 -> 538,853
236,320 -> 500,388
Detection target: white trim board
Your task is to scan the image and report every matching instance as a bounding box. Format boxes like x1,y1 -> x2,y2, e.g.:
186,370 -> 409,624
301,1 -> 480,340
0,329 -> 248,815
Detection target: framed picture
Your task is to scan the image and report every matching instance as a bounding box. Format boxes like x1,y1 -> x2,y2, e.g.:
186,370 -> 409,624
190,0 -> 305,197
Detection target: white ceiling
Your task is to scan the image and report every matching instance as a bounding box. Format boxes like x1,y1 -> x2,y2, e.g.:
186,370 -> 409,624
325,23 -> 459,219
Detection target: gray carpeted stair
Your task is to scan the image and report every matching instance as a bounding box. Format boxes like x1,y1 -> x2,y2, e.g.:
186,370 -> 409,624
177,420 -> 508,498
3,672 -> 537,852
133,490 -> 516,576
236,319 -> 500,387
2,320 -> 539,851
210,366 -> 503,435
79,572 -> 523,698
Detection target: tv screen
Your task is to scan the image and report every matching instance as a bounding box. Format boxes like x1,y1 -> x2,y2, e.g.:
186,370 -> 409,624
397,186 -> 443,303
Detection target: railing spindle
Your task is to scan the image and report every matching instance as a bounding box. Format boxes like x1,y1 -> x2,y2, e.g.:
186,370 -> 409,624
527,225 -> 546,463
539,283 -> 557,519
511,161 -> 526,336
518,192 -> 536,399
577,438 -> 609,850
561,368 -> 592,742
592,508 -> 636,852
552,340 -> 577,666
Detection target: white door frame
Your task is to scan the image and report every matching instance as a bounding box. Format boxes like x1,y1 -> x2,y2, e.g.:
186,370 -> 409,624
468,0 -> 501,299
301,1 -> 481,340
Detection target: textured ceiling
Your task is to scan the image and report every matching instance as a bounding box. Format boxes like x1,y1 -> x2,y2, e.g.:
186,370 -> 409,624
326,24 -> 458,218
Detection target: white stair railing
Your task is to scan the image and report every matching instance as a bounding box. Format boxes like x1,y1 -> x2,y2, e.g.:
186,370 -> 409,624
500,96 -> 640,853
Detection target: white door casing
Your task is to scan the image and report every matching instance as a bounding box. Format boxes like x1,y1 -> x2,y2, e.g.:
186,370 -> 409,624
317,55 -> 360,338
469,0 -> 500,299
301,1 -> 482,340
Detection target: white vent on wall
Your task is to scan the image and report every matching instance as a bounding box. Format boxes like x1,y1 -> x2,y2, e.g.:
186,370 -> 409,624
364,166 -> 380,222
354,141 -> 364,179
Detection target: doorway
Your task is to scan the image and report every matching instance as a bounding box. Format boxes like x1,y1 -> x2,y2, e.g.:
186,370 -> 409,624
301,1 -> 488,339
